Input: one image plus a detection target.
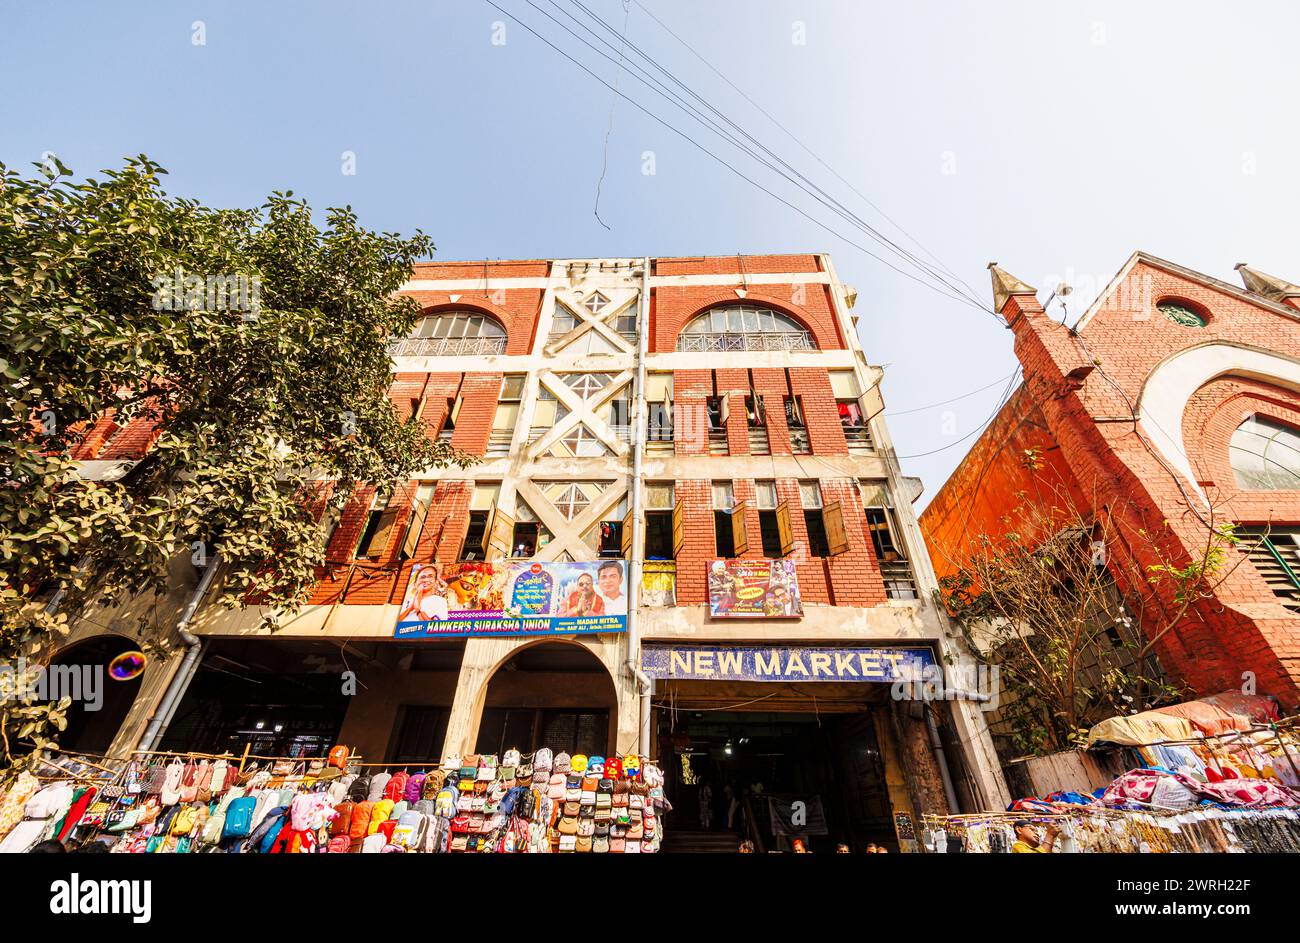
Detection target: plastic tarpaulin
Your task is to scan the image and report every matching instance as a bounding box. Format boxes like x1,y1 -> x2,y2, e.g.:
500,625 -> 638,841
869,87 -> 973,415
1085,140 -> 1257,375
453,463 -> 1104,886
1196,692 -> 1281,725
1151,700 -> 1251,738
1086,712 -> 1195,748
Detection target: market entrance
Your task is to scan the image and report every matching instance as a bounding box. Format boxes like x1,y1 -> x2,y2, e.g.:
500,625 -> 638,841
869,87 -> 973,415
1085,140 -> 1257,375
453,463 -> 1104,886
474,641 -> 617,756
656,685 -> 903,853
159,637 -> 466,761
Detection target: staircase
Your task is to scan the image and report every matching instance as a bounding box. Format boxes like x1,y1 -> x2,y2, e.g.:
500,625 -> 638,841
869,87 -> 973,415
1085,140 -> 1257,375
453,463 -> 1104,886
662,829 -> 741,854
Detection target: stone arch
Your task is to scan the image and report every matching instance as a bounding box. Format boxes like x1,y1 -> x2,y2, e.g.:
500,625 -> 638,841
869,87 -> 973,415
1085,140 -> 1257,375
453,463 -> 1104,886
45,634 -> 147,755
457,636 -> 622,757
1137,342 -> 1300,501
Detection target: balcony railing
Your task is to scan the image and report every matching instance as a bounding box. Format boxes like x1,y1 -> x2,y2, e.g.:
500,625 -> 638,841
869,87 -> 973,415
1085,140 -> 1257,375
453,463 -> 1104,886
486,430 -> 513,457
678,331 -> 814,353
789,427 -> 811,455
843,423 -> 874,452
389,336 -> 508,357
881,561 -> 918,600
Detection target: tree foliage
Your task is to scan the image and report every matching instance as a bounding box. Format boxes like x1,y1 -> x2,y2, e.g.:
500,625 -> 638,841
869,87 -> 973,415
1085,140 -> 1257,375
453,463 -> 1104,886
0,156 -> 468,772
938,460 -> 1242,757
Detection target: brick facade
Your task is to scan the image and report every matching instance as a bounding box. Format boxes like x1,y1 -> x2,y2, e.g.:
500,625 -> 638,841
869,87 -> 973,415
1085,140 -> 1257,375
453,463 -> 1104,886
922,254 -> 1300,710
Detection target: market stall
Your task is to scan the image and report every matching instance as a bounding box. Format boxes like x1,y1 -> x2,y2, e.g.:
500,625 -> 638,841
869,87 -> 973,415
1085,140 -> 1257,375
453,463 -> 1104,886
0,747 -> 669,854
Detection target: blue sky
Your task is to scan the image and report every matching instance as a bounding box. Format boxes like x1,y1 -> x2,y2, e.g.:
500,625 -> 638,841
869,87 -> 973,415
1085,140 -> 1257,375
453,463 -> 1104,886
4,1 -> 1297,504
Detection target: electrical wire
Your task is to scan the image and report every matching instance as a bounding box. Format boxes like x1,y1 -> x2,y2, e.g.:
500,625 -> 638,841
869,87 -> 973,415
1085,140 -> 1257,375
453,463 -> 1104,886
484,0 -> 996,317
628,0 -> 980,301
886,368 -> 1021,417
553,0 -> 986,311
896,368 -> 1021,459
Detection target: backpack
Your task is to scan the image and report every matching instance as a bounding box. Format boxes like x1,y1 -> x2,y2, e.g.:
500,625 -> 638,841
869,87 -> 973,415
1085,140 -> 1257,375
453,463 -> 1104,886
404,773 -> 426,804
222,796 -> 258,839
434,787 -> 456,818
384,772 -> 409,802
251,809 -> 288,854
349,801 -> 374,840
369,799 -> 395,832
390,810 -> 427,849
331,801 -> 354,836
367,773 -> 390,802
201,806 -> 226,845
348,775 -> 371,803
326,835 -> 352,853
360,833 -> 386,853
170,803 -> 200,836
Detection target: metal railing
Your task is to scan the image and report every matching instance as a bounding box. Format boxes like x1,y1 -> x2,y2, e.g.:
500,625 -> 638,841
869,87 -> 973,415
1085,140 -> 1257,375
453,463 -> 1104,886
881,561 -> 918,600
843,423 -> 874,452
748,427 -> 771,456
678,331 -> 815,353
389,336 -> 508,357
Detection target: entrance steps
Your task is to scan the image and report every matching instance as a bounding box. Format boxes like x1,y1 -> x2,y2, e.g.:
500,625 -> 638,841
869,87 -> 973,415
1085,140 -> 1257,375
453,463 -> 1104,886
662,829 -> 741,854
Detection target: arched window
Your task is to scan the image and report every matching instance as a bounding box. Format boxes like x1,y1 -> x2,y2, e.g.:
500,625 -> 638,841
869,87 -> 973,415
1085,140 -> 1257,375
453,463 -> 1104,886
1229,414 -> 1300,490
392,309 -> 507,356
676,305 -> 816,352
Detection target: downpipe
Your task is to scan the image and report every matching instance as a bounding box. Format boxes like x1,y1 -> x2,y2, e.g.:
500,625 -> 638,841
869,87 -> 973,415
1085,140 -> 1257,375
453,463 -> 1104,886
627,258 -> 655,753
136,554 -> 220,751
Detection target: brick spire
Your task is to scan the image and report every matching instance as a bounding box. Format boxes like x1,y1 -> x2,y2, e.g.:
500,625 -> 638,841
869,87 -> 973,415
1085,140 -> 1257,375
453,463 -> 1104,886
1235,263 -> 1300,310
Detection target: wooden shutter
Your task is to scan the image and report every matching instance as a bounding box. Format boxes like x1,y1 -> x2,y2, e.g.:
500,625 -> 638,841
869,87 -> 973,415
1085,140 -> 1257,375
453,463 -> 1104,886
401,486 -> 434,560
622,507 -> 635,557
672,501 -> 685,558
731,500 -> 749,556
776,501 -> 795,557
486,508 -> 514,560
823,501 -> 849,556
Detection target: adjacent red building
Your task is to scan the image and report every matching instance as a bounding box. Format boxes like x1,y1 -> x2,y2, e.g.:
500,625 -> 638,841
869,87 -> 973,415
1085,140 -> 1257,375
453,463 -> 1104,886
922,252 -> 1300,712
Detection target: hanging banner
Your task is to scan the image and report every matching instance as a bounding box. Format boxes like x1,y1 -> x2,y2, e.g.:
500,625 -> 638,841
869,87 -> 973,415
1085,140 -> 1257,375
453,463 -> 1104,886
642,561 -> 677,607
394,561 -> 628,638
707,558 -> 802,618
767,795 -> 828,837
641,644 -> 936,683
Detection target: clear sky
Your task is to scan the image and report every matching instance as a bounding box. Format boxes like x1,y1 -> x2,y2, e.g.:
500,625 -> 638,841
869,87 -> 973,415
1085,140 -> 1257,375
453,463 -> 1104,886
4,1 -> 1297,505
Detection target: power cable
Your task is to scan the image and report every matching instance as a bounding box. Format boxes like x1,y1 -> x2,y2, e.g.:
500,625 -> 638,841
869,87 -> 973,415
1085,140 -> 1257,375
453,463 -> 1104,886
896,368 -> 1021,459
627,0 -> 982,302
886,368 -> 1020,417
555,0 -> 989,311
487,0 -> 995,316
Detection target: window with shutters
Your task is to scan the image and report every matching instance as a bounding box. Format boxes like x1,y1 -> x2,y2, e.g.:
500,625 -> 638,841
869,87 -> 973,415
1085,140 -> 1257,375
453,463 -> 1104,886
1238,527 -> 1300,612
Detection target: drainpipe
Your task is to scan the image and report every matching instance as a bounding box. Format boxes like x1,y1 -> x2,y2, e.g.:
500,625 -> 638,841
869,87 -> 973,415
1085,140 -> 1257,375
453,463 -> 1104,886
925,706 -> 961,813
626,258 -> 655,753
136,554 -> 220,752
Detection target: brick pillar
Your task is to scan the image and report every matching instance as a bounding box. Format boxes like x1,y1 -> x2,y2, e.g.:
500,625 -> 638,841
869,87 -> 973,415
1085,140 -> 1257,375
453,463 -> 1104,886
673,370 -> 712,456
673,479 -> 716,604
790,368 -> 847,455
819,477 -> 887,606
752,368 -> 792,455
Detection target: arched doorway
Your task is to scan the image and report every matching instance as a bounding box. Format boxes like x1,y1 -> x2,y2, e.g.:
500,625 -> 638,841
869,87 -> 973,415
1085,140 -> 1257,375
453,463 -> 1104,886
475,642 -> 617,756
47,635 -> 146,755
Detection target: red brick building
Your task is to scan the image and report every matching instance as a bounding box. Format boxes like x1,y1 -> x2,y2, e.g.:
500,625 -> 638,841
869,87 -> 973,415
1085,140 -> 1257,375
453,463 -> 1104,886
61,253 -> 1009,850
922,252 -> 1300,713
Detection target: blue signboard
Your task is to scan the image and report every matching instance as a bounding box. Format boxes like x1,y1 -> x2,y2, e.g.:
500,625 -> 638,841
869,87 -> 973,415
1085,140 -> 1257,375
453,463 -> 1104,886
640,644 -> 934,683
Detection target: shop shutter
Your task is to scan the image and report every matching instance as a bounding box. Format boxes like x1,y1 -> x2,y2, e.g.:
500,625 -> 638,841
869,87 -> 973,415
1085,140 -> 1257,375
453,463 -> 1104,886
731,500 -> 750,556
823,501 -> 849,556
776,502 -> 795,557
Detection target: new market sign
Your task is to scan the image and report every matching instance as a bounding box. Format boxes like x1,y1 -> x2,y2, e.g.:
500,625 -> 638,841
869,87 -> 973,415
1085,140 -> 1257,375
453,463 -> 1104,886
641,644 -> 935,683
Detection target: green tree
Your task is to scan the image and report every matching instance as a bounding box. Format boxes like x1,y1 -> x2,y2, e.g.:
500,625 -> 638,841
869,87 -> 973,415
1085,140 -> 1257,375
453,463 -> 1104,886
0,156 -> 469,775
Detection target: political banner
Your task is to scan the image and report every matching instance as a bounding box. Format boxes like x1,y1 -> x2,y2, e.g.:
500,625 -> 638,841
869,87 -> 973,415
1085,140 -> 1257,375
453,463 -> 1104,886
394,560 -> 628,639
